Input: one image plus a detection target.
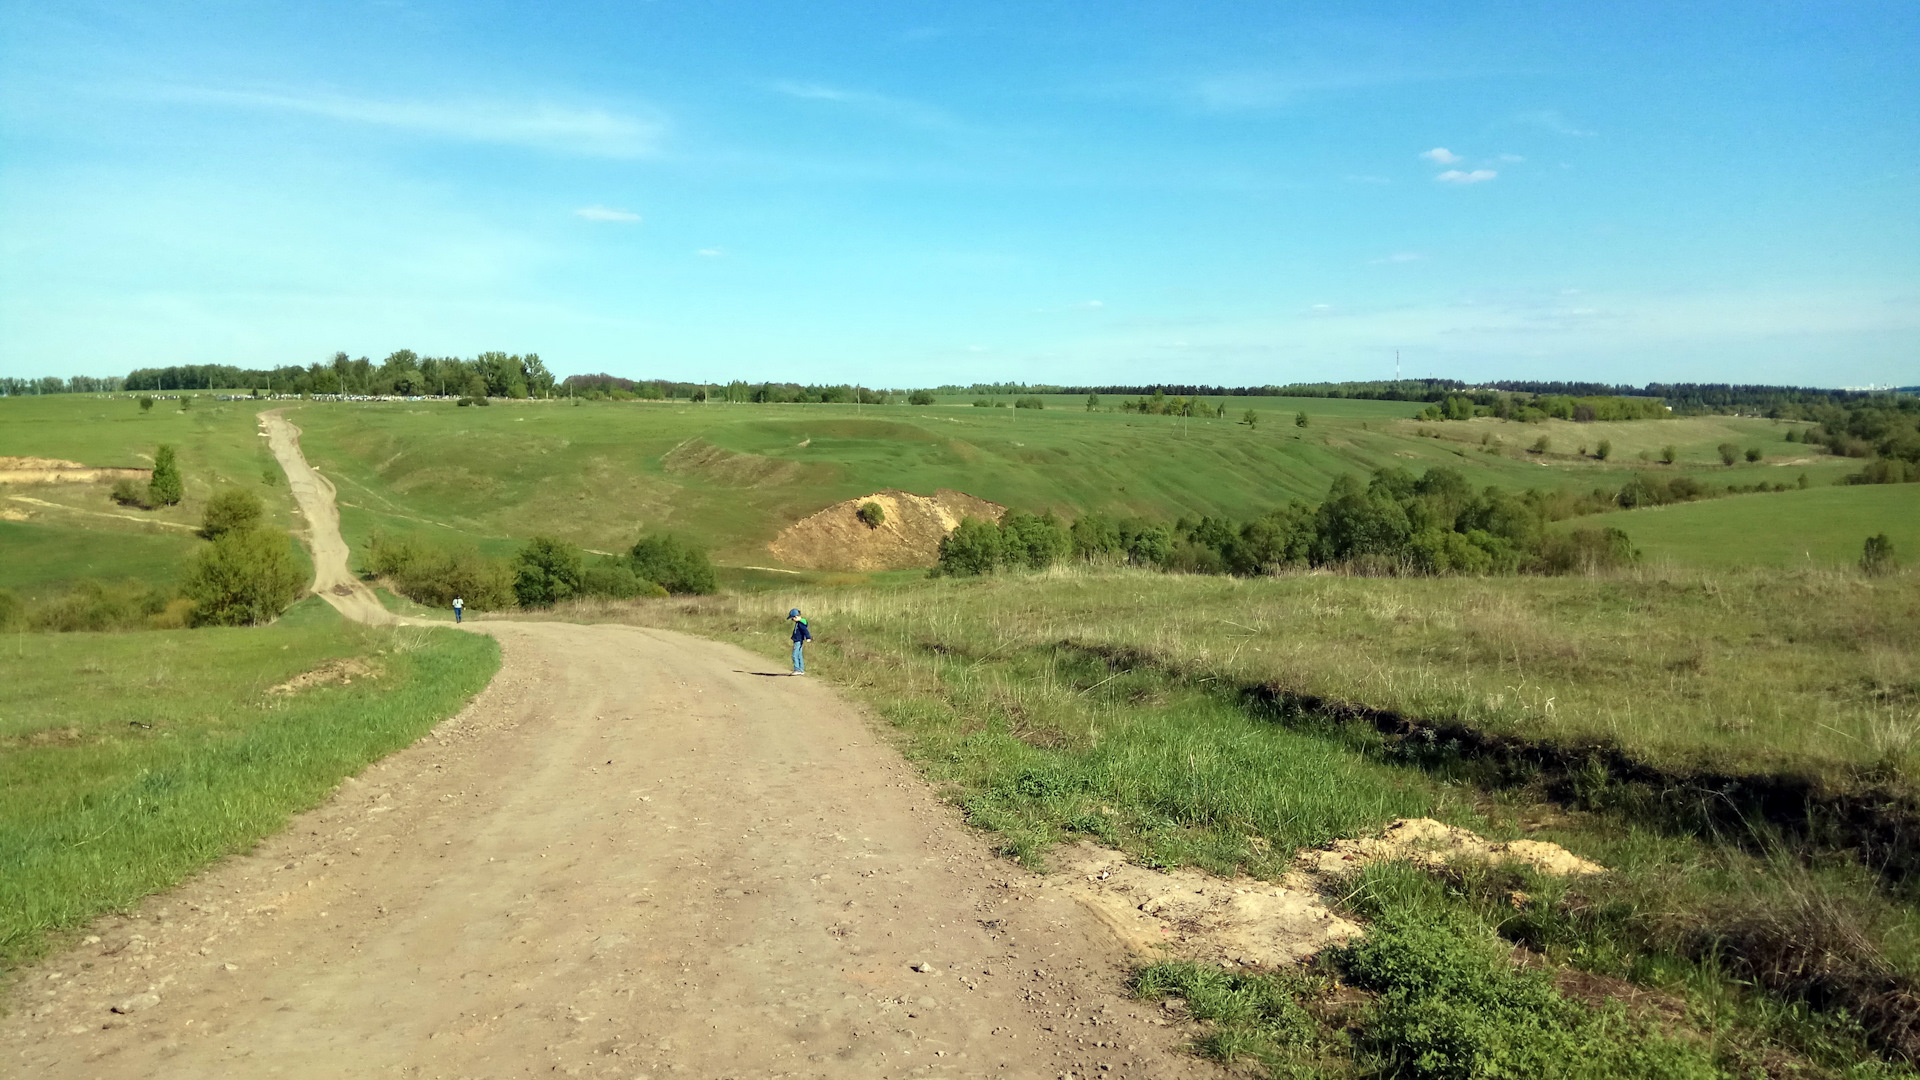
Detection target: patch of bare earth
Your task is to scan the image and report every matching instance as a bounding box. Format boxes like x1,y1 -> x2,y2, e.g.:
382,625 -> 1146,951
1048,819 -> 1604,971
265,658 -> 381,696
0,456 -> 149,485
769,489 -> 1007,571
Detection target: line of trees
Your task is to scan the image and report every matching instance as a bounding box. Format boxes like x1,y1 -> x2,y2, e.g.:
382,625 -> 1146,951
118,351 -> 555,399
366,532 -> 717,611
937,465 -> 1645,579
1791,396 -> 1920,483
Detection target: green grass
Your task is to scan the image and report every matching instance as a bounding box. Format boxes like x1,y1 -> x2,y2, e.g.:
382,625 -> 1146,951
0,612 -> 499,973
0,520 -> 199,599
1599,484 -> 1920,569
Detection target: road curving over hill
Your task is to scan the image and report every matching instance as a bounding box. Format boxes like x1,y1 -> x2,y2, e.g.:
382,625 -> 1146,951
2,409 -> 1213,1079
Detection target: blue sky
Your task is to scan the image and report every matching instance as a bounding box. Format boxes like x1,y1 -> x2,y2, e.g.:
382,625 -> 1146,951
2,1 -> 1915,387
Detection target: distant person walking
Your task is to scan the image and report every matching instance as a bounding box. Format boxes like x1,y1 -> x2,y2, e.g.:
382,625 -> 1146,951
788,608 -> 811,675
453,596 -> 463,624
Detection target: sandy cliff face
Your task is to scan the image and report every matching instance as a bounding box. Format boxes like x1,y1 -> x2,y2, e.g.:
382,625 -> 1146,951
767,489 -> 1007,571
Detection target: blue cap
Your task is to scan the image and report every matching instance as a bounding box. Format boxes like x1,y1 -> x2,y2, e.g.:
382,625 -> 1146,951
788,608 -> 801,618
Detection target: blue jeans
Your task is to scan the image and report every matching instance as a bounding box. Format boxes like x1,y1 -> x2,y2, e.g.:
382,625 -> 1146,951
454,607 -> 462,623
792,640 -> 805,673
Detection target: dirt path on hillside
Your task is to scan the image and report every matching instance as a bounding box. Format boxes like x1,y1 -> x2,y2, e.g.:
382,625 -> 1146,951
261,409 -> 397,625
2,415 -> 1216,1079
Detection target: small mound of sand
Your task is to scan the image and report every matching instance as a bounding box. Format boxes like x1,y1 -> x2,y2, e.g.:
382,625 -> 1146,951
1049,820 -> 1604,971
1293,818 -> 1606,878
268,659 -> 379,696
768,489 -> 1006,571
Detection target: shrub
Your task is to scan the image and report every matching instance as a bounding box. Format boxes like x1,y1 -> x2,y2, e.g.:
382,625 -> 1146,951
936,517 -> 1004,576
138,395 -> 154,413
908,390 -> 935,406
1536,527 -> 1640,575
973,398 -> 993,408
1659,444 -> 1678,465
1717,442 -> 1739,466
1086,393 -> 1101,412
366,532 -> 515,608
999,511 -> 1070,569
148,444 -> 183,506
1846,458 -> 1919,484
1241,409 -> 1258,428
1863,534 -> 1896,576
109,478 -> 149,508
1595,439 -> 1612,460
1531,435 -> 1551,454
24,579 -> 187,632
1069,513 -> 1123,560
1014,397 -> 1045,410
1745,446 -> 1762,463
857,501 -> 885,528
200,488 -> 264,539
0,588 -> 22,630
581,559 -> 664,599
628,534 -> 718,595
1295,411 -> 1309,428
513,536 -> 584,608
181,528 -> 305,626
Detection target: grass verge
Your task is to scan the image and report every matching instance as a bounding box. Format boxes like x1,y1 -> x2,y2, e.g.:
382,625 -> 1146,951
0,612 -> 498,976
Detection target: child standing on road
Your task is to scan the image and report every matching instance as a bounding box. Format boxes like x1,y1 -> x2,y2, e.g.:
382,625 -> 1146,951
453,596 -> 463,624
788,608 -> 811,675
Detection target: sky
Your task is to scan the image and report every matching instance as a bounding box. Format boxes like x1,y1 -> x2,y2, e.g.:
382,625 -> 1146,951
1,1 -> 1916,388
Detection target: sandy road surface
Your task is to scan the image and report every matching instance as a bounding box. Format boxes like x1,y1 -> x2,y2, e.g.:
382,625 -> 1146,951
2,412 -> 1214,1079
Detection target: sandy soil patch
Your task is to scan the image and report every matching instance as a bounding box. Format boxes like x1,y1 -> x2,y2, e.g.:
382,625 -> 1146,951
266,658 -> 381,696
769,489 -> 1007,571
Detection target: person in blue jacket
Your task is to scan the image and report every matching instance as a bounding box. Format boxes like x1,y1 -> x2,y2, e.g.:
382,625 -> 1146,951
787,608 -> 811,675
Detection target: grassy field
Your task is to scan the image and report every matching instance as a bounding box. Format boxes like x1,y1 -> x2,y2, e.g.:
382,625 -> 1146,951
0,605 -> 499,973
0,393 -> 297,598
1601,484 -> 1920,569
567,565 -> 1920,1075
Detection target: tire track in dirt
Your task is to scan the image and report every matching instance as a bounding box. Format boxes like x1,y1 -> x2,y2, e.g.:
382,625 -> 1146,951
2,410 -> 1216,1079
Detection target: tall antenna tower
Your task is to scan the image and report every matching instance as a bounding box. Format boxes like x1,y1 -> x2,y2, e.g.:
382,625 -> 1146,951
1396,350 -> 1401,383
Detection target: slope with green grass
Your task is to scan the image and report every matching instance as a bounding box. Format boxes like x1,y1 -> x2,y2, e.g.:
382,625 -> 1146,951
1597,484 -> 1920,569
0,604 -> 498,972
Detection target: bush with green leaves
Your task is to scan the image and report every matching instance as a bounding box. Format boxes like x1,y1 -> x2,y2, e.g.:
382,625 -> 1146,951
200,487 -> 264,539
137,395 -> 154,413
999,510 -> 1070,568
1718,442 -> 1740,466
581,558 -> 667,600
1660,444 -> 1678,465
936,517 -> 1004,575
365,532 -> 515,608
1014,396 -> 1045,410
1295,411 -> 1309,428
1745,447 -> 1762,463
109,478 -> 149,508
181,528 -> 304,626
1595,439 -> 1612,460
148,444 -> 183,506
907,390 -> 935,405
1862,533 -> 1896,576
857,501 -> 885,528
513,536 -> 584,608
627,534 -> 717,595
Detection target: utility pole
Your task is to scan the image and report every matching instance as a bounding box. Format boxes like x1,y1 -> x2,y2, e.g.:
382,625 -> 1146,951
1396,350 -> 1401,384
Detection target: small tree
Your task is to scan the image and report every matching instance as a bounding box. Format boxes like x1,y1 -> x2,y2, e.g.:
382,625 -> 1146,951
1717,442 -> 1739,466
1745,447 -> 1762,463
936,518 -> 1003,576
856,501 -> 885,528
513,536 -> 584,608
181,528 -> 304,626
1295,411 -> 1309,428
138,395 -> 154,413
148,444 -> 183,506
1242,409 -> 1258,428
1085,393 -> 1100,412
201,488 -> 264,539
1531,435 -> 1551,454
1660,444 -> 1678,465
1862,534 -> 1896,576
628,534 -> 718,595
179,395 -> 191,411
908,390 -> 936,406
1595,439 -> 1612,460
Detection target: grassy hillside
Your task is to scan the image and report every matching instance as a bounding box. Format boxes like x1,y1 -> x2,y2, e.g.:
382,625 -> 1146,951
284,398 -> 1833,569
0,609 -> 498,972
0,393 -> 295,597
1599,483 -> 1920,568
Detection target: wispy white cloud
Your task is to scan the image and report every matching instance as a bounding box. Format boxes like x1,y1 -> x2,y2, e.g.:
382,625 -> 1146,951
576,206 -> 641,223
1436,169 -> 1497,184
1371,252 -> 1426,264
696,247 -> 725,257
770,80 -> 955,129
1419,147 -> 1461,164
161,86 -> 666,157
1515,109 -> 1595,137
1075,299 -> 1106,309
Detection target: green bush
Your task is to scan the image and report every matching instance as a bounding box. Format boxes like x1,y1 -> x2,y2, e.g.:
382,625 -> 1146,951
1595,439 -> 1612,460
581,558 -> 665,599
999,510 -> 1070,568
1295,411 -> 1309,428
908,390 -> 936,405
1863,533 -> 1896,576
137,395 -> 154,413
148,444 -> 183,506
200,487 -> 264,539
1745,446 -> 1762,463
1014,396 -> 1045,410
973,398 -> 992,407
1717,442 -> 1739,466
627,534 -> 718,595
181,528 -> 304,626
513,536 -> 584,608
857,501 -> 886,528
937,517 -> 1004,576
109,478 -> 149,508
1536,527 -> 1640,575
365,532 -> 515,608
1660,444 -> 1678,465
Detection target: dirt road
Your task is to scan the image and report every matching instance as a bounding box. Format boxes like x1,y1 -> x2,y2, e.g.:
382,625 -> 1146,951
2,413 -> 1214,1078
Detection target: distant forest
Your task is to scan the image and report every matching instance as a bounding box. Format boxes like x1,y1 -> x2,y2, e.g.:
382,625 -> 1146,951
2,359 -> 1911,419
